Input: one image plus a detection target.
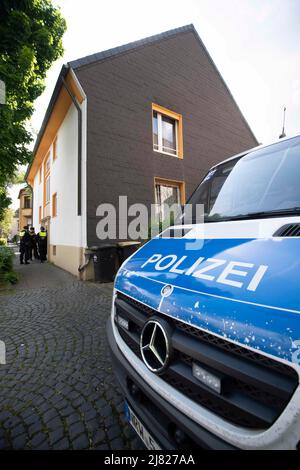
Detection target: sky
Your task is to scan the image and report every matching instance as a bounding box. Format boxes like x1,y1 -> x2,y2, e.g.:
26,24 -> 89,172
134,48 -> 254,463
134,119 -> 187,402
9,0 -> 300,208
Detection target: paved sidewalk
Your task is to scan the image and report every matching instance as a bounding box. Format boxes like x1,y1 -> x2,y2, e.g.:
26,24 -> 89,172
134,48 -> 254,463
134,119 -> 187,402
0,254 -> 142,449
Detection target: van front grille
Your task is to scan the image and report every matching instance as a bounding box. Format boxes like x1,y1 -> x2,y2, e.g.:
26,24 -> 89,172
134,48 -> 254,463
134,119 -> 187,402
115,292 -> 299,430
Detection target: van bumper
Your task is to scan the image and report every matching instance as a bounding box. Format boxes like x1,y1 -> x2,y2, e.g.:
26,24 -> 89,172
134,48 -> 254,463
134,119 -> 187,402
107,317 -> 236,450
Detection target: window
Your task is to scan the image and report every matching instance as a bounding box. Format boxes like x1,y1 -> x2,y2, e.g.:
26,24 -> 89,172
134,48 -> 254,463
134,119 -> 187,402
45,156 -> 50,174
53,136 -> 57,160
152,104 -> 183,158
39,206 -> 42,224
45,176 -> 50,204
52,193 -> 57,217
155,177 -> 185,222
44,153 -> 50,207
24,195 -> 31,209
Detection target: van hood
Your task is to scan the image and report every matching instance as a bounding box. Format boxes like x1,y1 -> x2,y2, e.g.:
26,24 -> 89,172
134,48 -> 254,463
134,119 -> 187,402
115,233 -> 300,365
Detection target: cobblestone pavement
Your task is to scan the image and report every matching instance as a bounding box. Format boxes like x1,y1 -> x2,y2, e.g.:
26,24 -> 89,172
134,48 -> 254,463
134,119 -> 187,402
0,254 -> 143,450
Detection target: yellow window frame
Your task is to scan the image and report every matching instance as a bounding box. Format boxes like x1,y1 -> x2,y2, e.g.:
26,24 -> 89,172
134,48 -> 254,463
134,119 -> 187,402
152,103 -> 183,159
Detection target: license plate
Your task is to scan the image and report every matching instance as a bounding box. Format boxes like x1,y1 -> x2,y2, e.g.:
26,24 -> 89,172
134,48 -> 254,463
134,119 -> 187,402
124,401 -> 161,450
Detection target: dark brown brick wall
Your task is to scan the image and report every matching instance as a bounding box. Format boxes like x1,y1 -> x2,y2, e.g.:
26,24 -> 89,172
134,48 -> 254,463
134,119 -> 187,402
75,31 -> 257,246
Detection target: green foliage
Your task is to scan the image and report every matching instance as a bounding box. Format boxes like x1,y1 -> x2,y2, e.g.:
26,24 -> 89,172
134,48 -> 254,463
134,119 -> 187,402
0,238 -> 7,246
0,245 -> 13,271
0,246 -> 17,286
11,170 -> 26,185
3,271 -> 19,285
0,0 -> 66,219
0,187 -> 11,221
0,208 -> 14,239
147,211 -> 176,240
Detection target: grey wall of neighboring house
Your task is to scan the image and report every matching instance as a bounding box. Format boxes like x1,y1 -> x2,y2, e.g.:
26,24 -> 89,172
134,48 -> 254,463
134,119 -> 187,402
74,29 -> 257,246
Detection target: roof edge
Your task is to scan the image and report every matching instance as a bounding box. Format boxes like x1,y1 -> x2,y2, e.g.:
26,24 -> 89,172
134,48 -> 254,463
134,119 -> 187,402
68,24 -> 194,70
68,23 -> 257,144
26,22 -> 258,183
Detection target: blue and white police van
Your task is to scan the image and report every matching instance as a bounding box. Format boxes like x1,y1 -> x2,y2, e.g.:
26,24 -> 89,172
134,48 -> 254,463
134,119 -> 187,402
107,135 -> 300,449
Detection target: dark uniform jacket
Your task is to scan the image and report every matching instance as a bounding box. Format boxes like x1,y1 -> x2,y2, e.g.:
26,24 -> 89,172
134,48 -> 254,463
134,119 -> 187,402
37,231 -> 47,261
19,230 -> 31,247
37,231 -> 47,247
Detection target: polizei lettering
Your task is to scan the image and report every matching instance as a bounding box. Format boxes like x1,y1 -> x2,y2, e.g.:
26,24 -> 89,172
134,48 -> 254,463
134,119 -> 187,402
141,254 -> 268,292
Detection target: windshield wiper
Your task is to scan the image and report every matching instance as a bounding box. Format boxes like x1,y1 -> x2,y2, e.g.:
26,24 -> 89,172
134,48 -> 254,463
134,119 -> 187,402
205,207 -> 300,222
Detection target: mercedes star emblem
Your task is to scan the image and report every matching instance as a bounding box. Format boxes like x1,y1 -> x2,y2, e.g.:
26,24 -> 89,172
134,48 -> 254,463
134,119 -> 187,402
140,318 -> 172,374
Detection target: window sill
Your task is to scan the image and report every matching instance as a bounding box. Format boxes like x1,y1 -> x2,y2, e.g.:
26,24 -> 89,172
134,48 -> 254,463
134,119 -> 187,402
153,149 -> 183,159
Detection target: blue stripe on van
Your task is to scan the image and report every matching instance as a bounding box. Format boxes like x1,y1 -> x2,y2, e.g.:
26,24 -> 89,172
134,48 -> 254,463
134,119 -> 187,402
115,238 -> 300,364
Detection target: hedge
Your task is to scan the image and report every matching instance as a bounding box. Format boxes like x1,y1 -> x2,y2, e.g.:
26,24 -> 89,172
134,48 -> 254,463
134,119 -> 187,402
0,246 -> 18,285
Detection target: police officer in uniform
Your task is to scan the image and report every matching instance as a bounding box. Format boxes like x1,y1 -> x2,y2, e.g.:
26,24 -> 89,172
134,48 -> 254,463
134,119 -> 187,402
29,226 -> 39,260
19,225 -> 31,265
37,226 -> 47,263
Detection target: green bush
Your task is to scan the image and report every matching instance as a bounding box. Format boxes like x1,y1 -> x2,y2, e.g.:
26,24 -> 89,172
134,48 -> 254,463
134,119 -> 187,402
0,246 -> 17,286
0,238 -> 7,246
0,246 -> 13,270
3,271 -> 19,285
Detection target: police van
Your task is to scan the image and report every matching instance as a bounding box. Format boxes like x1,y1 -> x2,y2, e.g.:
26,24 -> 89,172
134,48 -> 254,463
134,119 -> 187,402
107,135 -> 300,450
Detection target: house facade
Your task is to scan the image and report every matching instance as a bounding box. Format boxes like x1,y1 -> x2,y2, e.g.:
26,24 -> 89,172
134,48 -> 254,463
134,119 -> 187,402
26,25 -> 257,279
18,187 -> 32,230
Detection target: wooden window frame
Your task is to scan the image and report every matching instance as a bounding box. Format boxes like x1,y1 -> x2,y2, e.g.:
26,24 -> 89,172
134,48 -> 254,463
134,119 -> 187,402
52,192 -> 57,218
53,136 -> 58,161
152,103 -> 183,159
154,177 -> 186,206
45,175 -> 50,205
39,166 -> 42,184
23,195 -> 31,209
43,152 -> 51,209
39,206 -> 42,224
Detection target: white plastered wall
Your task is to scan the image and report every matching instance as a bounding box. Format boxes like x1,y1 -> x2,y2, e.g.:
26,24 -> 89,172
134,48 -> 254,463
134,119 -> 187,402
32,77 -> 87,276
49,103 -> 81,247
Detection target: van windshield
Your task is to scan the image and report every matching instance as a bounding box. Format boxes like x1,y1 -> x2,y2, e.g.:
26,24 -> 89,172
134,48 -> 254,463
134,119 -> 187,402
188,136 -> 300,222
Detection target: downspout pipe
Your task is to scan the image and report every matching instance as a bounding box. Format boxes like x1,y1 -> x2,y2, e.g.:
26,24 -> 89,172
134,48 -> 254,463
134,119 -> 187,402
61,76 -> 82,216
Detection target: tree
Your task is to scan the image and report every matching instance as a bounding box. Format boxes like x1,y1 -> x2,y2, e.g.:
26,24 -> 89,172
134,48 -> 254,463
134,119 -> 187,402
0,0 -> 66,219
0,188 -> 11,222
11,170 -> 26,185
0,207 -> 14,239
